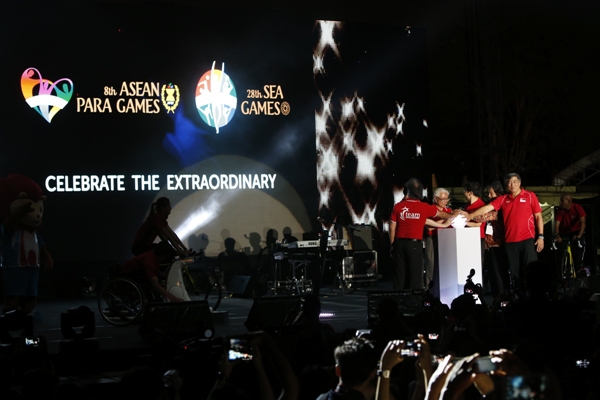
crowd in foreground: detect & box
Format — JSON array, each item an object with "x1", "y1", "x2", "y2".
[{"x1": 1, "y1": 258, "x2": 599, "y2": 400}]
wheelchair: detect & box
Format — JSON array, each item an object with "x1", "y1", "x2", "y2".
[{"x1": 98, "y1": 254, "x2": 222, "y2": 326}]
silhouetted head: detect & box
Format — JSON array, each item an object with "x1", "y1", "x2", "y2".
[
  {"x1": 150, "y1": 197, "x2": 171, "y2": 219},
  {"x1": 463, "y1": 181, "x2": 482, "y2": 198},
  {"x1": 559, "y1": 193, "x2": 573, "y2": 210},
  {"x1": 450, "y1": 293, "x2": 476, "y2": 321},
  {"x1": 120, "y1": 366, "x2": 166, "y2": 400},
  {"x1": 405, "y1": 178, "x2": 424, "y2": 200},
  {"x1": 486, "y1": 181, "x2": 504, "y2": 199},
  {"x1": 224, "y1": 237, "x2": 236, "y2": 251},
  {"x1": 333, "y1": 338, "x2": 378, "y2": 387}
]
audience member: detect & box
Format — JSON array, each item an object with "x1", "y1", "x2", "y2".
[
  {"x1": 209, "y1": 331, "x2": 298, "y2": 400},
  {"x1": 317, "y1": 337, "x2": 379, "y2": 399},
  {"x1": 11, "y1": 260, "x2": 599, "y2": 400},
  {"x1": 368, "y1": 297, "x2": 414, "y2": 354},
  {"x1": 19, "y1": 368, "x2": 59, "y2": 400},
  {"x1": 291, "y1": 294, "x2": 339, "y2": 374},
  {"x1": 437, "y1": 294, "x2": 489, "y2": 357},
  {"x1": 298, "y1": 365, "x2": 337, "y2": 400},
  {"x1": 119, "y1": 366, "x2": 170, "y2": 400}
]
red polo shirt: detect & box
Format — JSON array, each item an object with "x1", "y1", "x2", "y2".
[
  {"x1": 427, "y1": 205, "x2": 452, "y2": 237},
  {"x1": 489, "y1": 189, "x2": 542, "y2": 243},
  {"x1": 390, "y1": 199, "x2": 439, "y2": 240},
  {"x1": 465, "y1": 198, "x2": 486, "y2": 238},
  {"x1": 556, "y1": 203, "x2": 586, "y2": 236}
]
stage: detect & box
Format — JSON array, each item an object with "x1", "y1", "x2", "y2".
[
  {"x1": 14, "y1": 280, "x2": 394, "y2": 355},
  {"x1": 0, "y1": 276, "x2": 501, "y2": 398}
]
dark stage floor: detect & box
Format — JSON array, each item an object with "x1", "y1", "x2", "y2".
[
  {"x1": 12, "y1": 280, "x2": 396, "y2": 355},
  {"x1": 0, "y1": 277, "x2": 500, "y2": 398},
  {"x1": 0, "y1": 280, "x2": 399, "y2": 396}
]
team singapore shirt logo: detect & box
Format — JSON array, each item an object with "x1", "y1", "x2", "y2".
[
  {"x1": 399, "y1": 206, "x2": 420, "y2": 220},
  {"x1": 21, "y1": 68, "x2": 74, "y2": 123},
  {"x1": 195, "y1": 61, "x2": 237, "y2": 133}
]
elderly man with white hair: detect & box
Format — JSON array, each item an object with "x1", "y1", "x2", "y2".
[{"x1": 423, "y1": 187, "x2": 453, "y2": 295}]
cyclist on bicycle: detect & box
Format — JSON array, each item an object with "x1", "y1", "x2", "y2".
[
  {"x1": 131, "y1": 197, "x2": 190, "y2": 257},
  {"x1": 120, "y1": 241, "x2": 184, "y2": 302},
  {"x1": 554, "y1": 193, "x2": 586, "y2": 268}
]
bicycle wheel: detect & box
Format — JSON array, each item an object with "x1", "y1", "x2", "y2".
[
  {"x1": 561, "y1": 251, "x2": 575, "y2": 280},
  {"x1": 184, "y1": 271, "x2": 222, "y2": 311},
  {"x1": 98, "y1": 278, "x2": 145, "y2": 326}
]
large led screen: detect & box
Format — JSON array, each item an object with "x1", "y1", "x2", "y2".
[{"x1": 0, "y1": 3, "x2": 428, "y2": 264}]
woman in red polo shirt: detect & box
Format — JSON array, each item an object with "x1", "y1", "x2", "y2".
[{"x1": 464, "y1": 182, "x2": 486, "y2": 264}]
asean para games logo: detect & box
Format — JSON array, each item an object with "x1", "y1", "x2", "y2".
[
  {"x1": 21, "y1": 68, "x2": 74, "y2": 123},
  {"x1": 195, "y1": 61, "x2": 237, "y2": 133}
]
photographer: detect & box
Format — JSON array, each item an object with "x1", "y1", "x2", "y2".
[
  {"x1": 209, "y1": 331, "x2": 298, "y2": 400},
  {"x1": 437, "y1": 294, "x2": 489, "y2": 357},
  {"x1": 376, "y1": 335, "x2": 434, "y2": 400}
]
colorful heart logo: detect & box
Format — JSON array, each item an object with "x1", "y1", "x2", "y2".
[{"x1": 21, "y1": 68, "x2": 74, "y2": 123}]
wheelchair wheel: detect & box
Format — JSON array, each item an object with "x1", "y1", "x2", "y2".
[
  {"x1": 184, "y1": 271, "x2": 222, "y2": 311},
  {"x1": 98, "y1": 278, "x2": 145, "y2": 326}
]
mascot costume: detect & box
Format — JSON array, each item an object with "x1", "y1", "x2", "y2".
[{"x1": 0, "y1": 174, "x2": 53, "y2": 314}]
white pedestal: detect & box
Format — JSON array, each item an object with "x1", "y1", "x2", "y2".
[{"x1": 437, "y1": 228, "x2": 482, "y2": 306}]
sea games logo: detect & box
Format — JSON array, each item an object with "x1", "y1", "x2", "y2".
[
  {"x1": 399, "y1": 207, "x2": 420, "y2": 220},
  {"x1": 195, "y1": 61, "x2": 237, "y2": 134},
  {"x1": 21, "y1": 68, "x2": 74, "y2": 123}
]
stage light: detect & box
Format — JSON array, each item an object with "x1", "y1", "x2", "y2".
[
  {"x1": 60, "y1": 306, "x2": 95, "y2": 340},
  {"x1": 174, "y1": 192, "x2": 223, "y2": 241}
]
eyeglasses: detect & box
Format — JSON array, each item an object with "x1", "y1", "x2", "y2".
[{"x1": 435, "y1": 197, "x2": 450, "y2": 202}]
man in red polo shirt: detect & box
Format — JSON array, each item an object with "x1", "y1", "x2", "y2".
[
  {"x1": 390, "y1": 178, "x2": 459, "y2": 290},
  {"x1": 555, "y1": 193, "x2": 586, "y2": 268},
  {"x1": 423, "y1": 187, "x2": 453, "y2": 295},
  {"x1": 467, "y1": 173, "x2": 544, "y2": 291}
]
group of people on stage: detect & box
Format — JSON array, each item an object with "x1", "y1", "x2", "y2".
[
  {"x1": 124, "y1": 179, "x2": 588, "y2": 303},
  {"x1": 389, "y1": 173, "x2": 587, "y2": 295}
]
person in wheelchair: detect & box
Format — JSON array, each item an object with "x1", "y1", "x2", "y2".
[
  {"x1": 119, "y1": 241, "x2": 184, "y2": 302},
  {"x1": 131, "y1": 197, "x2": 190, "y2": 257}
]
